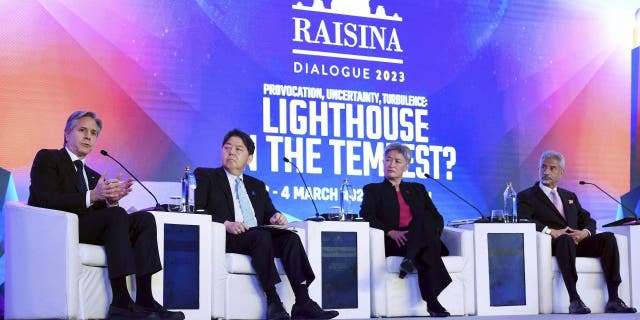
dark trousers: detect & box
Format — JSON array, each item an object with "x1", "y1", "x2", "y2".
[
  {"x1": 552, "y1": 231, "x2": 621, "y2": 299},
  {"x1": 78, "y1": 207, "x2": 162, "y2": 279},
  {"x1": 226, "y1": 228, "x2": 315, "y2": 290},
  {"x1": 385, "y1": 232, "x2": 452, "y2": 301}
]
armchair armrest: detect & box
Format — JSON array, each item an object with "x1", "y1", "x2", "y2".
[
  {"x1": 5, "y1": 201, "x2": 80, "y2": 319},
  {"x1": 536, "y1": 231, "x2": 553, "y2": 314},
  {"x1": 211, "y1": 221, "x2": 227, "y2": 318},
  {"x1": 369, "y1": 228, "x2": 387, "y2": 317},
  {"x1": 441, "y1": 226, "x2": 472, "y2": 257}
]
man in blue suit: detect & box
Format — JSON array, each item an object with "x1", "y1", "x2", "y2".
[
  {"x1": 517, "y1": 150, "x2": 635, "y2": 314},
  {"x1": 195, "y1": 129, "x2": 338, "y2": 320}
]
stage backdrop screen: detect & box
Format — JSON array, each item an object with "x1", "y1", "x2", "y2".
[{"x1": 0, "y1": 0, "x2": 637, "y2": 223}]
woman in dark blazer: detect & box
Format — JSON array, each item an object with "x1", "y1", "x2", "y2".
[{"x1": 360, "y1": 143, "x2": 451, "y2": 317}]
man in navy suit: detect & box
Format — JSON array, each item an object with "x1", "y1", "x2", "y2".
[
  {"x1": 195, "y1": 129, "x2": 338, "y2": 320},
  {"x1": 28, "y1": 110, "x2": 183, "y2": 319},
  {"x1": 517, "y1": 150, "x2": 635, "y2": 314}
]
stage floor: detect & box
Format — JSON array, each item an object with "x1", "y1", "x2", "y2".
[{"x1": 348, "y1": 314, "x2": 639, "y2": 319}]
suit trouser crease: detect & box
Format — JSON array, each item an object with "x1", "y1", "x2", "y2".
[
  {"x1": 78, "y1": 208, "x2": 162, "y2": 279},
  {"x1": 226, "y1": 229, "x2": 315, "y2": 290},
  {"x1": 552, "y1": 232, "x2": 621, "y2": 300}
]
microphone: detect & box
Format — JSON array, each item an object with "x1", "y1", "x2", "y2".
[
  {"x1": 579, "y1": 180, "x2": 639, "y2": 227},
  {"x1": 424, "y1": 173, "x2": 489, "y2": 223},
  {"x1": 100, "y1": 150, "x2": 165, "y2": 212},
  {"x1": 282, "y1": 157, "x2": 324, "y2": 221}
]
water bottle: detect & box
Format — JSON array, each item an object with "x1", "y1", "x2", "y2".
[
  {"x1": 339, "y1": 178, "x2": 355, "y2": 221},
  {"x1": 181, "y1": 166, "x2": 197, "y2": 213},
  {"x1": 503, "y1": 182, "x2": 517, "y2": 223}
]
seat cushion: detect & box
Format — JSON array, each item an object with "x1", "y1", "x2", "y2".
[
  {"x1": 385, "y1": 255, "x2": 464, "y2": 274},
  {"x1": 79, "y1": 243, "x2": 108, "y2": 267},
  {"x1": 552, "y1": 257, "x2": 602, "y2": 273},
  {"x1": 226, "y1": 253, "x2": 287, "y2": 275}
]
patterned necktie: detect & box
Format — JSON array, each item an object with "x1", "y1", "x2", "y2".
[
  {"x1": 74, "y1": 160, "x2": 88, "y2": 193},
  {"x1": 235, "y1": 176, "x2": 257, "y2": 227},
  {"x1": 550, "y1": 190, "x2": 565, "y2": 218}
]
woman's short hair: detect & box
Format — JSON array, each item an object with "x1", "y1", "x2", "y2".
[{"x1": 384, "y1": 142, "x2": 411, "y2": 163}]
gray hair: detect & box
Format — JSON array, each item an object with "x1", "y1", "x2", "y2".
[
  {"x1": 63, "y1": 111, "x2": 102, "y2": 146},
  {"x1": 385, "y1": 142, "x2": 411, "y2": 164},
  {"x1": 540, "y1": 150, "x2": 565, "y2": 169}
]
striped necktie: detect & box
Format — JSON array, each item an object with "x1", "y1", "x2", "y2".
[{"x1": 235, "y1": 176, "x2": 257, "y2": 227}]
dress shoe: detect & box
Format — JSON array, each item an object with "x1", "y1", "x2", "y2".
[
  {"x1": 427, "y1": 309, "x2": 450, "y2": 317},
  {"x1": 605, "y1": 298, "x2": 637, "y2": 313},
  {"x1": 291, "y1": 300, "x2": 339, "y2": 319},
  {"x1": 427, "y1": 300, "x2": 450, "y2": 317},
  {"x1": 568, "y1": 298, "x2": 591, "y2": 314},
  {"x1": 140, "y1": 300, "x2": 185, "y2": 319},
  {"x1": 398, "y1": 258, "x2": 415, "y2": 279},
  {"x1": 107, "y1": 302, "x2": 153, "y2": 319},
  {"x1": 267, "y1": 301, "x2": 291, "y2": 320}
]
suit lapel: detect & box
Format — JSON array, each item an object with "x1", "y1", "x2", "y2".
[
  {"x1": 214, "y1": 168, "x2": 235, "y2": 215},
  {"x1": 243, "y1": 177, "x2": 258, "y2": 210},
  {"x1": 558, "y1": 189, "x2": 576, "y2": 227},
  {"x1": 59, "y1": 149, "x2": 84, "y2": 193},
  {"x1": 533, "y1": 185, "x2": 566, "y2": 221}
]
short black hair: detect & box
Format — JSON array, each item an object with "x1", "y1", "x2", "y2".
[{"x1": 222, "y1": 129, "x2": 255, "y2": 155}]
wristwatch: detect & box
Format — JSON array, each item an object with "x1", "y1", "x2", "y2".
[{"x1": 544, "y1": 228, "x2": 551, "y2": 235}]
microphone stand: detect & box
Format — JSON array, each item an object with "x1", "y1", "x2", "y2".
[
  {"x1": 579, "y1": 180, "x2": 639, "y2": 227},
  {"x1": 283, "y1": 157, "x2": 324, "y2": 221},
  {"x1": 424, "y1": 173, "x2": 490, "y2": 223},
  {"x1": 100, "y1": 150, "x2": 166, "y2": 212}
]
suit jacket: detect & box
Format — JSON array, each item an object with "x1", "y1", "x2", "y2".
[
  {"x1": 28, "y1": 148, "x2": 106, "y2": 214},
  {"x1": 516, "y1": 181, "x2": 596, "y2": 235},
  {"x1": 360, "y1": 179, "x2": 445, "y2": 250},
  {"x1": 194, "y1": 167, "x2": 277, "y2": 225}
]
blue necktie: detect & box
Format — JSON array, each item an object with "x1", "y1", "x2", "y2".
[
  {"x1": 235, "y1": 177, "x2": 257, "y2": 227},
  {"x1": 74, "y1": 160, "x2": 88, "y2": 193}
]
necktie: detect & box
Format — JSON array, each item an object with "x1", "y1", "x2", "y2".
[
  {"x1": 74, "y1": 160, "x2": 88, "y2": 193},
  {"x1": 550, "y1": 190, "x2": 565, "y2": 218},
  {"x1": 235, "y1": 177, "x2": 257, "y2": 227}
]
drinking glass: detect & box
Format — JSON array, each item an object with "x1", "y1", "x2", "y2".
[
  {"x1": 491, "y1": 209, "x2": 504, "y2": 223},
  {"x1": 168, "y1": 196, "x2": 182, "y2": 212}
]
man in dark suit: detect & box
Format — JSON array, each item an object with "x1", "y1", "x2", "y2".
[
  {"x1": 28, "y1": 111, "x2": 184, "y2": 319},
  {"x1": 194, "y1": 129, "x2": 338, "y2": 320},
  {"x1": 360, "y1": 143, "x2": 451, "y2": 317},
  {"x1": 517, "y1": 150, "x2": 635, "y2": 314}
]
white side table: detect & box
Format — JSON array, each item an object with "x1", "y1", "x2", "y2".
[
  {"x1": 150, "y1": 211, "x2": 212, "y2": 320},
  {"x1": 461, "y1": 223, "x2": 539, "y2": 315},
  {"x1": 291, "y1": 221, "x2": 370, "y2": 319}
]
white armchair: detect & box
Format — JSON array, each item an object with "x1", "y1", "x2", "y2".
[
  {"x1": 369, "y1": 226, "x2": 475, "y2": 317},
  {"x1": 211, "y1": 221, "x2": 307, "y2": 319},
  {"x1": 5, "y1": 201, "x2": 112, "y2": 319},
  {"x1": 537, "y1": 231, "x2": 631, "y2": 313}
]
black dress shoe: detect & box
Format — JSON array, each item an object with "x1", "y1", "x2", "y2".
[
  {"x1": 568, "y1": 298, "x2": 591, "y2": 314},
  {"x1": 291, "y1": 300, "x2": 339, "y2": 319},
  {"x1": 427, "y1": 309, "x2": 450, "y2": 317},
  {"x1": 605, "y1": 298, "x2": 637, "y2": 313},
  {"x1": 398, "y1": 258, "x2": 415, "y2": 279},
  {"x1": 267, "y1": 301, "x2": 291, "y2": 320},
  {"x1": 107, "y1": 303, "x2": 153, "y2": 319},
  {"x1": 427, "y1": 300, "x2": 450, "y2": 317},
  {"x1": 141, "y1": 301, "x2": 185, "y2": 319}
]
